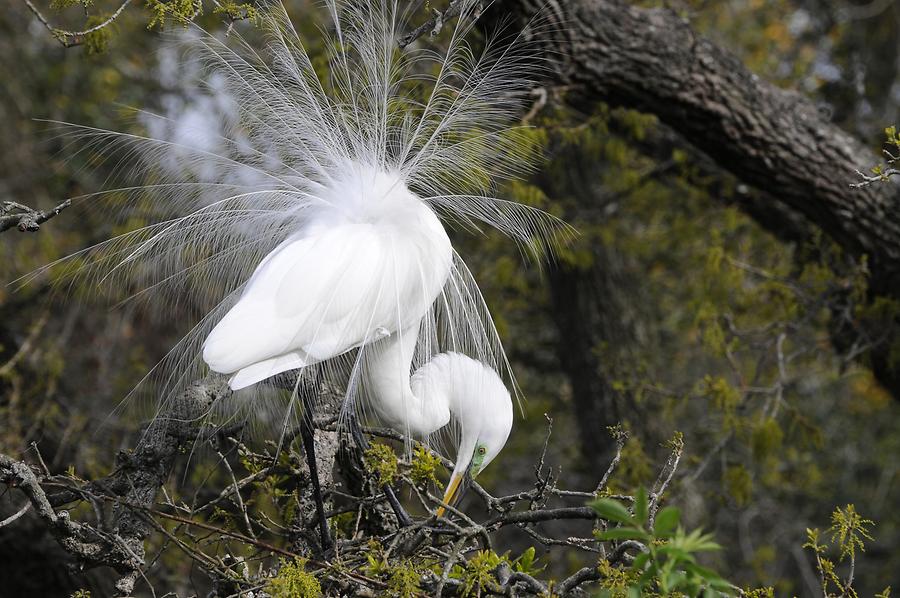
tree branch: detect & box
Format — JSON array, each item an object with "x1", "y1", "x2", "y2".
[
  {"x1": 22, "y1": 0, "x2": 133, "y2": 48},
  {"x1": 0, "y1": 199, "x2": 71, "y2": 233},
  {"x1": 500, "y1": 0, "x2": 900, "y2": 288}
]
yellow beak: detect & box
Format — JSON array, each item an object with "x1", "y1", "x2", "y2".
[{"x1": 436, "y1": 470, "x2": 465, "y2": 517}]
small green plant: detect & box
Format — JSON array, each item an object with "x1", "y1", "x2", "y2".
[
  {"x1": 804, "y1": 504, "x2": 884, "y2": 598},
  {"x1": 146, "y1": 0, "x2": 200, "y2": 29},
  {"x1": 265, "y1": 558, "x2": 322, "y2": 598},
  {"x1": 364, "y1": 442, "x2": 399, "y2": 485},
  {"x1": 409, "y1": 443, "x2": 441, "y2": 488},
  {"x1": 386, "y1": 560, "x2": 422, "y2": 598},
  {"x1": 363, "y1": 540, "x2": 390, "y2": 578},
  {"x1": 70, "y1": 591, "x2": 91, "y2": 598},
  {"x1": 212, "y1": 0, "x2": 258, "y2": 22},
  {"x1": 590, "y1": 488, "x2": 735, "y2": 597},
  {"x1": 83, "y1": 15, "x2": 112, "y2": 55},
  {"x1": 511, "y1": 546, "x2": 545, "y2": 576},
  {"x1": 459, "y1": 550, "x2": 504, "y2": 596}
]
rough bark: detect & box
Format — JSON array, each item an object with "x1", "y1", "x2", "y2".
[{"x1": 37, "y1": 376, "x2": 230, "y2": 595}]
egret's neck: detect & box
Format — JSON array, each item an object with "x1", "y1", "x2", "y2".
[{"x1": 365, "y1": 325, "x2": 450, "y2": 436}]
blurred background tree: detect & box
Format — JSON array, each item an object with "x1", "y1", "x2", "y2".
[{"x1": 1, "y1": 0, "x2": 899, "y2": 596}]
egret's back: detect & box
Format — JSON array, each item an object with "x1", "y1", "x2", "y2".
[{"x1": 203, "y1": 164, "x2": 453, "y2": 389}]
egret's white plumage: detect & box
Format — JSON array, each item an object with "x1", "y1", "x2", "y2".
[
  {"x1": 30, "y1": 0, "x2": 571, "y2": 500},
  {"x1": 202, "y1": 163, "x2": 452, "y2": 391}
]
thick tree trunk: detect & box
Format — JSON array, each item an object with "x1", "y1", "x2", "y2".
[
  {"x1": 548, "y1": 262, "x2": 620, "y2": 467},
  {"x1": 502, "y1": 0, "x2": 900, "y2": 395}
]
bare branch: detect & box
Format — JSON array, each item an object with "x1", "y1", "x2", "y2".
[
  {"x1": 0, "y1": 199, "x2": 71, "y2": 233},
  {"x1": 397, "y1": 0, "x2": 470, "y2": 48},
  {"x1": 0, "y1": 501, "x2": 32, "y2": 529}
]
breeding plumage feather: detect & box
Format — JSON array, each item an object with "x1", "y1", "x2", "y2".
[{"x1": 26, "y1": 1, "x2": 572, "y2": 475}]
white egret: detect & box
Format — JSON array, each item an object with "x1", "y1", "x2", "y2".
[
  {"x1": 33, "y1": 0, "x2": 570, "y2": 538},
  {"x1": 200, "y1": 160, "x2": 514, "y2": 523}
]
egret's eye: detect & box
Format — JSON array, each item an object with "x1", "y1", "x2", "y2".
[{"x1": 477, "y1": 446, "x2": 487, "y2": 456}]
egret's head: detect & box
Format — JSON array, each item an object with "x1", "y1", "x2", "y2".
[{"x1": 417, "y1": 353, "x2": 512, "y2": 517}]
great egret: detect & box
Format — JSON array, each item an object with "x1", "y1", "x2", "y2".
[
  {"x1": 200, "y1": 154, "x2": 514, "y2": 522},
  {"x1": 34, "y1": 0, "x2": 569, "y2": 542}
]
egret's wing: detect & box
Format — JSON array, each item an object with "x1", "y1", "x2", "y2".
[
  {"x1": 229, "y1": 352, "x2": 308, "y2": 390},
  {"x1": 202, "y1": 221, "x2": 440, "y2": 388}
]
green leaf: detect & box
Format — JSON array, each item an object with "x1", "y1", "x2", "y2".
[
  {"x1": 654, "y1": 506, "x2": 680, "y2": 536},
  {"x1": 684, "y1": 562, "x2": 718, "y2": 579},
  {"x1": 634, "y1": 487, "x2": 648, "y2": 525},
  {"x1": 657, "y1": 546, "x2": 695, "y2": 564},
  {"x1": 678, "y1": 528, "x2": 722, "y2": 552},
  {"x1": 664, "y1": 569, "x2": 687, "y2": 590},
  {"x1": 598, "y1": 527, "x2": 650, "y2": 542},
  {"x1": 707, "y1": 576, "x2": 736, "y2": 591},
  {"x1": 518, "y1": 546, "x2": 534, "y2": 566},
  {"x1": 590, "y1": 498, "x2": 635, "y2": 525},
  {"x1": 631, "y1": 551, "x2": 650, "y2": 572},
  {"x1": 512, "y1": 546, "x2": 544, "y2": 574}
]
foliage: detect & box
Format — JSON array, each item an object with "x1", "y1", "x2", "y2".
[
  {"x1": 459, "y1": 550, "x2": 505, "y2": 596},
  {"x1": 855, "y1": 125, "x2": 900, "y2": 186},
  {"x1": 409, "y1": 443, "x2": 442, "y2": 488},
  {"x1": 512, "y1": 547, "x2": 545, "y2": 576},
  {"x1": 802, "y1": 504, "x2": 886, "y2": 598},
  {"x1": 363, "y1": 442, "x2": 399, "y2": 485},
  {"x1": 265, "y1": 558, "x2": 322, "y2": 598},
  {"x1": 83, "y1": 15, "x2": 112, "y2": 55},
  {"x1": 591, "y1": 488, "x2": 735, "y2": 597},
  {"x1": 212, "y1": 1, "x2": 258, "y2": 22},
  {"x1": 50, "y1": 0, "x2": 93, "y2": 9},
  {"x1": 2, "y1": 0, "x2": 899, "y2": 595},
  {"x1": 830, "y1": 504, "x2": 875, "y2": 561},
  {"x1": 386, "y1": 560, "x2": 422, "y2": 598},
  {"x1": 146, "y1": 0, "x2": 200, "y2": 29}
]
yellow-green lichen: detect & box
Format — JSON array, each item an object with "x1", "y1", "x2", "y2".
[
  {"x1": 265, "y1": 558, "x2": 321, "y2": 598},
  {"x1": 409, "y1": 443, "x2": 441, "y2": 488},
  {"x1": 386, "y1": 560, "x2": 422, "y2": 598},
  {"x1": 364, "y1": 442, "x2": 399, "y2": 485}
]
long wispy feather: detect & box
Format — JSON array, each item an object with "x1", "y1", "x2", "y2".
[{"x1": 26, "y1": 0, "x2": 573, "y2": 449}]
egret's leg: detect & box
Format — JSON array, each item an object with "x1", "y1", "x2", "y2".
[
  {"x1": 347, "y1": 413, "x2": 414, "y2": 527},
  {"x1": 299, "y1": 398, "x2": 333, "y2": 551}
]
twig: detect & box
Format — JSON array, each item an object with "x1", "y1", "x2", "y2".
[
  {"x1": 648, "y1": 434, "x2": 683, "y2": 524},
  {"x1": 397, "y1": 0, "x2": 469, "y2": 48},
  {"x1": 0, "y1": 501, "x2": 32, "y2": 528},
  {"x1": 596, "y1": 426, "x2": 628, "y2": 494},
  {"x1": 22, "y1": 0, "x2": 133, "y2": 48},
  {"x1": 557, "y1": 566, "x2": 603, "y2": 595},
  {"x1": 0, "y1": 199, "x2": 71, "y2": 233}
]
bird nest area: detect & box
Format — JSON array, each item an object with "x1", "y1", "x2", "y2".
[{"x1": 0, "y1": 375, "x2": 684, "y2": 597}]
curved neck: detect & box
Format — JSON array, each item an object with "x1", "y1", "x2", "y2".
[{"x1": 365, "y1": 326, "x2": 450, "y2": 436}]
